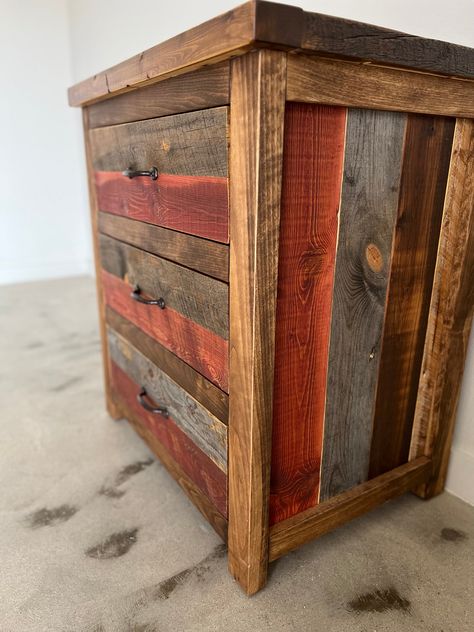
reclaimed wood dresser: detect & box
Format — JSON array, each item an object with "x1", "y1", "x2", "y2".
[{"x1": 69, "y1": 1, "x2": 474, "y2": 595}]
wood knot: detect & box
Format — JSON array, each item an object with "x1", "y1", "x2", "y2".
[{"x1": 365, "y1": 243, "x2": 383, "y2": 273}]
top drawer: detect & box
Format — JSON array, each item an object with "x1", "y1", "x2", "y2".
[{"x1": 89, "y1": 107, "x2": 229, "y2": 243}]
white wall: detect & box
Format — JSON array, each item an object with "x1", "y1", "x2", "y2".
[{"x1": 0, "y1": 0, "x2": 91, "y2": 284}]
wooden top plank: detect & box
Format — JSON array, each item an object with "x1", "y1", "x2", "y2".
[{"x1": 69, "y1": 0, "x2": 474, "y2": 107}]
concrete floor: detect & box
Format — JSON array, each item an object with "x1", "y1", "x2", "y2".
[{"x1": 1, "y1": 276, "x2": 473, "y2": 632}]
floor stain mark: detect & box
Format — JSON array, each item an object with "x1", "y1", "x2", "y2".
[
  {"x1": 99, "y1": 458, "x2": 154, "y2": 499},
  {"x1": 26, "y1": 504, "x2": 78, "y2": 529},
  {"x1": 441, "y1": 527, "x2": 467, "y2": 542},
  {"x1": 86, "y1": 528, "x2": 139, "y2": 559},
  {"x1": 51, "y1": 376, "x2": 83, "y2": 392},
  {"x1": 25, "y1": 341, "x2": 44, "y2": 349},
  {"x1": 347, "y1": 587, "x2": 411, "y2": 614}
]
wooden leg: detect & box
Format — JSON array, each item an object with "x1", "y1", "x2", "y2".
[
  {"x1": 409, "y1": 118, "x2": 474, "y2": 498},
  {"x1": 227, "y1": 50, "x2": 287, "y2": 595}
]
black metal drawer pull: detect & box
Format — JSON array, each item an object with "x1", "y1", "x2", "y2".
[
  {"x1": 137, "y1": 387, "x2": 168, "y2": 417},
  {"x1": 131, "y1": 285, "x2": 165, "y2": 309},
  {"x1": 122, "y1": 166, "x2": 158, "y2": 180}
]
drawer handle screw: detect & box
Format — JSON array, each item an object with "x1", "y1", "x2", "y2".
[
  {"x1": 137, "y1": 387, "x2": 168, "y2": 417},
  {"x1": 122, "y1": 166, "x2": 159, "y2": 180},
  {"x1": 131, "y1": 284, "x2": 165, "y2": 309}
]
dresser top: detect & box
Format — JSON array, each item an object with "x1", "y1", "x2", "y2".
[{"x1": 68, "y1": 0, "x2": 474, "y2": 107}]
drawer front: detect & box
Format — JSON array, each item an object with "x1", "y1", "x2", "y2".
[
  {"x1": 109, "y1": 351, "x2": 227, "y2": 516},
  {"x1": 100, "y1": 235, "x2": 229, "y2": 391},
  {"x1": 90, "y1": 107, "x2": 229, "y2": 243}
]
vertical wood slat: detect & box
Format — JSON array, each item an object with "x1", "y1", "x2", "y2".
[
  {"x1": 82, "y1": 108, "x2": 120, "y2": 419},
  {"x1": 410, "y1": 118, "x2": 474, "y2": 497},
  {"x1": 228, "y1": 50, "x2": 287, "y2": 595},
  {"x1": 319, "y1": 109, "x2": 407, "y2": 501},
  {"x1": 270, "y1": 103, "x2": 346, "y2": 525},
  {"x1": 369, "y1": 114, "x2": 455, "y2": 478}
]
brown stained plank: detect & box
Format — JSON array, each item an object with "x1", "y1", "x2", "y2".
[
  {"x1": 81, "y1": 108, "x2": 120, "y2": 419},
  {"x1": 369, "y1": 115, "x2": 455, "y2": 478},
  {"x1": 102, "y1": 270, "x2": 228, "y2": 392},
  {"x1": 111, "y1": 362, "x2": 227, "y2": 517},
  {"x1": 89, "y1": 107, "x2": 228, "y2": 177},
  {"x1": 228, "y1": 50, "x2": 287, "y2": 595},
  {"x1": 319, "y1": 109, "x2": 407, "y2": 501},
  {"x1": 106, "y1": 307, "x2": 228, "y2": 422},
  {"x1": 88, "y1": 62, "x2": 230, "y2": 128},
  {"x1": 95, "y1": 171, "x2": 229, "y2": 244},
  {"x1": 99, "y1": 213, "x2": 229, "y2": 282},
  {"x1": 410, "y1": 118, "x2": 474, "y2": 498},
  {"x1": 269, "y1": 457, "x2": 431, "y2": 561},
  {"x1": 287, "y1": 56, "x2": 474, "y2": 120},
  {"x1": 108, "y1": 329, "x2": 227, "y2": 471},
  {"x1": 270, "y1": 103, "x2": 346, "y2": 525},
  {"x1": 99, "y1": 234, "x2": 228, "y2": 339}
]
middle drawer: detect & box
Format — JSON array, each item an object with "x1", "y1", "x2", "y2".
[{"x1": 99, "y1": 234, "x2": 229, "y2": 392}]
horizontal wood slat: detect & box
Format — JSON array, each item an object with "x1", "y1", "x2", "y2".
[
  {"x1": 369, "y1": 114, "x2": 455, "y2": 478},
  {"x1": 320, "y1": 108, "x2": 407, "y2": 501},
  {"x1": 109, "y1": 329, "x2": 227, "y2": 471},
  {"x1": 102, "y1": 270, "x2": 229, "y2": 391},
  {"x1": 89, "y1": 107, "x2": 228, "y2": 177},
  {"x1": 269, "y1": 456, "x2": 432, "y2": 561},
  {"x1": 88, "y1": 62, "x2": 230, "y2": 128},
  {"x1": 270, "y1": 103, "x2": 346, "y2": 525},
  {"x1": 111, "y1": 362, "x2": 228, "y2": 521},
  {"x1": 95, "y1": 171, "x2": 229, "y2": 244},
  {"x1": 287, "y1": 55, "x2": 474, "y2": 119},
  {"x1": 99, "y1": 234, "x2": 228, "y2": 338},
  {"x1": 99, "y1": 213, "x2": 229, "y2": 282},
  {"x1": 106, "y1": 307, "x2": 228, "y2": 422}
]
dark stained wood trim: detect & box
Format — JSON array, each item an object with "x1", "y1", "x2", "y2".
[
  {"x1": 269, "y1": 457, "x2": 432, "y2": 561},
  {"x1": 287, "y1": 55, "x2": 474, "y2": 119},
  {"x1": 410, "y1": 118, "x2": 474, "y2": 498},
  {"x1": 369, "y1": 114, "x2": 455, "y2": 478},
  {"x1": 106, "y1": 307, "x2": 228, "y2": 422},
  {"x1": 99, "y1": 213, "x2": 229, "y2": 282},
  {"x1": 69, "y1": 1, "x2": 474, "y2": 107},
  {"x1": 113, "y1": 380, "x2": 228, "y2": 540},
  {"x1": 88, "y1": 62, "x2": 230, "y2": 128},
  {"x1": 228, "y1": 50, "x2": 287, "y2": 595}
]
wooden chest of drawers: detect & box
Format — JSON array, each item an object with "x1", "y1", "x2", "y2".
[{"x1": 69, "y1": 1, "x2": 474, "y2": 595}]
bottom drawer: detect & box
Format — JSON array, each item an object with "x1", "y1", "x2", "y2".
[{"x1": 109, "y1": 352, "x2": 227, "y2": 518}]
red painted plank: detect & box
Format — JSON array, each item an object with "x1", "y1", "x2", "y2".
[
  {"x1": 270, "y1": 103, "x2": 346, "y2": 525},
  {"x1": 95, "y1": 171, "x2": 229, "y2": 243},
  {"x1": 102, "y1": 269, "x2": 228, "y2": 392},
  {"x1": 110, "y1": 361, "x2": 227, "y2": 516}
]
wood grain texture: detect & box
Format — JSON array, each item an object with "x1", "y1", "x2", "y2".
[
  {"x1": 410, "y1": 118, "x2": 474, "y2": 498},
  {"x1": 108, "y1": 329, "x2": 227, "y2": 471},
  {"x1": 99, "y1": 212, "x2": 229, "y2": 282},
  {"x1": 90, "y1": 107, "x2": 228, "y2": 177},
  {"x1": 81, "y1": 108, "x2": 120, "y2": 419},
  {"x1": 319, "y1": 108, "x2": 407, "y2": 501},
  {"x1": 106, "y1": 307, "x2": 228, "y2": 422},
  {"x1": 88, "y1": 62, "x2": 230, "y2": 128},
  {"x1": 102, "y1": 270, "x2": 229, "y2": 391},
  {"x1": 369, "y1": 114, "x2": 455, "y2": 478},
  {"x1": 95, "y1": 171, "x2": 229, "y2": 243},
  {"x1": 111, "y1": 364, "x2": 228, "y2": 532},
  {"x1": 270, "y1": 103, "x2": 346, "y2": 525},
  {"x1": 99, "y1": 234, "x2": 228, "y2": 339},
  {"x1": 269, "y1": 457, "x2": 431, "y2": 561},
  {"x1": 287, "y1": 55, "x2": 474, "y2": 120},
  {"x1": 228, "y1": 50, "x2": 286, "y2": 595}
]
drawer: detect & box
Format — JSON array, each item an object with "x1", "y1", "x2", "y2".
[
  {"x1": 89, "y1": 107, "x2": 229, "y2": 243},
  {"x1": 100, "y1": 234, "x2": 229, "y2": 391},
  {"x1": 108, "y1": 329, "x2": 227, "y2": 516}
]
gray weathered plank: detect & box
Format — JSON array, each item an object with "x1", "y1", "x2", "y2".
[
  {"x1": 89, "y1": 107, "x2": 228, "y2": 177},
  {"x1": 108, "y1": 328, "x2": 228, "y2": 471},
  {"x1": 99, "y1": 234, "x2": 229, "y2": 339},
  {"x1": 319, "y1": 108, "x2": 407, "y2": 501}
]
